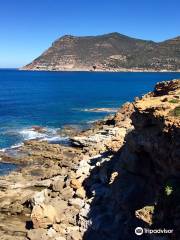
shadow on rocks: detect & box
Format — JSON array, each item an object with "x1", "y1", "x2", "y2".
[{"x1": 82, "y1": 130, "x2": 157, "y2": 240}]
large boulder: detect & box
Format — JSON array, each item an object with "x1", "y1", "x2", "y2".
[{"x1": 31, "y1": 203, "x2": 58, "y2": 229}]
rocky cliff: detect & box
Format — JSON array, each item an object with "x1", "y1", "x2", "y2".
[
  {"x1": 22, "y1": 33, "x2": 180, "y2": 72},
  {"x1": 0, "y1": 79, "x2": 179, "y2": 240}
]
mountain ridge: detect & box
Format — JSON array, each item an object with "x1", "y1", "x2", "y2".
[{"x1": 22, "y1": 32, "x2": 180, "y2": 72}]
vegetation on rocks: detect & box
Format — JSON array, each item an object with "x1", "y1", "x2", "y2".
[
  {"x1": 22, "y1": 33, "x2": 180, "y2": 72},
  {"x1": 169, "y1": 98, "x2": 179, "y2": 103},
  {"x1": 173, "y1": 106, "x2": 180, "y2": 116},
  {"x1": 170, "y1": 105, "x2": 180, "y2": 116}
]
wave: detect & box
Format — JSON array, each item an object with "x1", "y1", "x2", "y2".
[
  {"x1": 80, "y1": 107, "x2": 118, "y2": 113},
  {"x1": 19, "y1": 129, "x2": 47, "y2": 140},
  {"x1": 19, "y1": 127, "x2": 69, "y2": 143},
  {"x1": 0, "y1": 127, "x2": 69, "y2": 152}
]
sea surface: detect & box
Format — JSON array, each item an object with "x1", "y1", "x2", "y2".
[{"x1": 0, "y1": 69, "x2": 180, "y2": 174}]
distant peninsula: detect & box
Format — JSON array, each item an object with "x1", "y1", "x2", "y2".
[{"x1": 22, "y1": 32, "x2": 180, "y2": 72}]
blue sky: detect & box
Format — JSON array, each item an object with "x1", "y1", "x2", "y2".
[{"x1": 0, "y1": 0, "x2": 179, "y2": 68}]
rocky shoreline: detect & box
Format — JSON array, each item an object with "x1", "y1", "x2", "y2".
[
  {"x1": 21, "y1": 68, "x2": 180, "y2": 72},
  {"x1": 0, "y1": 79, "x2": 180, "y2": 240}
]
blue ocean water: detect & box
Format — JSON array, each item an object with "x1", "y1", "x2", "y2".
[
  {"x1": 0, "y1": 69, "x2": 180, "y2": 151},
  {"x1": 0, "y1": 162, "x2": 17, "y2": 176}
]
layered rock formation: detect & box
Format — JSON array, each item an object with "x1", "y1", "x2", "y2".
[
  {"x1": 0, "y1": 79, "x2": 179, "y2": 240},
  {"x1": 22, "y1": 33, "x2": 180, "y2": 72}
]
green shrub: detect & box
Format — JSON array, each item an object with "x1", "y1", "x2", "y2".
[
  {"x1": 169, "y1": 105, "x2": 180, "y2": 117},
  {"x1": 165, "y1": 185, "x2": 173, "y2": 196},
  {"x1": 174, "y1": 106, "x2": 180, "y2": 116},
  {"x1": 169, "y1": 99, "x2": 179, "y2": 104}
]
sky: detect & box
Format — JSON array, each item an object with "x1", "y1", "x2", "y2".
[{"x1": 0, "y1": 0, "x2": 179, "y2": 68}]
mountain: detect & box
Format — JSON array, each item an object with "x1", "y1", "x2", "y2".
[{"x1": 22, "y1": 32, "x2": 180, "y2": 71}]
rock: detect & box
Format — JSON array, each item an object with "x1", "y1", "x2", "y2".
[
  {"x1": 31, "y1": 204, "x2": 58, "y2": 228},
  {"x1": 26, "y1": 227, "x2": 64, "y2": 240},
  {"x1": 68, "y1": 198, "x2": 85, "y2": 209},
  {"x1": 47, "y1": 227, "x2": 57, "y2": 237},
  {"x1": 53, "y1": 224, "x2": 66, "y2": 235},
  {"x1": 154, "y1": 79, "x2": 180, "y2": 96},
  {"x1": 9, "y1": 202, "x2": 24, "y2": 214},
  {"x1": 76, "y1": 160, "x2": 90, "y2": 176},
  {"x1": 68, "y1": 171, "x2": 77, "y2": 179},
  {"x1": 79, "y1": 203, "x2": 90, "y2": 218},
  {"x1": 35, "y1": 179, "x2": 53, "y2": 187},
  {"x1": 31, "y1": 189, "x2": 49, "y2": 206},
  {"x1": 76, "y1": 187, "x2": 86, "y2": 199},
  {"x1": 70, "y1": 179, "x2": 81, "y2": 190},
  {"x1": 26, "y1": 228, "x2": 47, "y2": 240},
  {"x1": 55, "y1": 237, "x2": 66, "y2": 240},
  {"x1": 109, "y1": 171, "x2": 118, "y2": 184},
  {"x1": 52, "y1": 179, "x2": 65, "y2": 192},
  {"x1": 48, "y1": 198, "x2": 68, "y2": 219},
  {"x1": 60, "y1": 186, "x2": 74, "y2": 201},
  {"x1": 66, "y1": 226, "x2": 79, "y2": 234},
  {"x1": 31, "y1": 126, "x2": 46, "y2": 133},
  {"x1": 67, "y1": 230, "x2": 82, "y2": 240}
]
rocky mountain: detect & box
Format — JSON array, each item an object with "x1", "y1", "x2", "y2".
[{"x1": 22, "y1": 32, "x2": 180, "y2": 71}]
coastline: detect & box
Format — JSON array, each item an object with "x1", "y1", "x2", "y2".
[
  {"x1": 0, "y1": 107, "x2": 119, "y2": 160},
  {"x1": 0, "y1": 101, "x2": 134, "y2": 239},
  {"x1": 20, "y1": 67, "x2": 180, "y2": 73},
  {"x1": 0, "y1": 79, "x2": 179, "y2": 240}
]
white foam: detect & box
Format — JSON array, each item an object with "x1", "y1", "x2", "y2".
[
  {"x1": 19, "y1": 129, "x2": 46, "y2": 140},
  {"x1": 87, "y1": 120, "x2": 98, "y2": 124},
  {"x1": 19, "y1": 127, "x2": 69, "y2": 143},
  {"x1": 0, "y1": 126, "x2": 69, "y2": 152},
  {"x1": 82, "y1": 108, "x2": 118, "y2": 113},
  {"x1": 43, "y1": 135, "x2": 68, "y2": 143},
  {"x1": 0, "y1": 148, "x2": 6, "y2": 152},
  {"x1": 10, "y1": 143, "x2": 23, "y2": 149},
  {"x1": 0, "y1": 143, "x2": 23, "y2": 153}
]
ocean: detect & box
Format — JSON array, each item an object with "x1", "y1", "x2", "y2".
[{"x1": 0, "y1": 69, "x2": 180, "y2": 169}]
